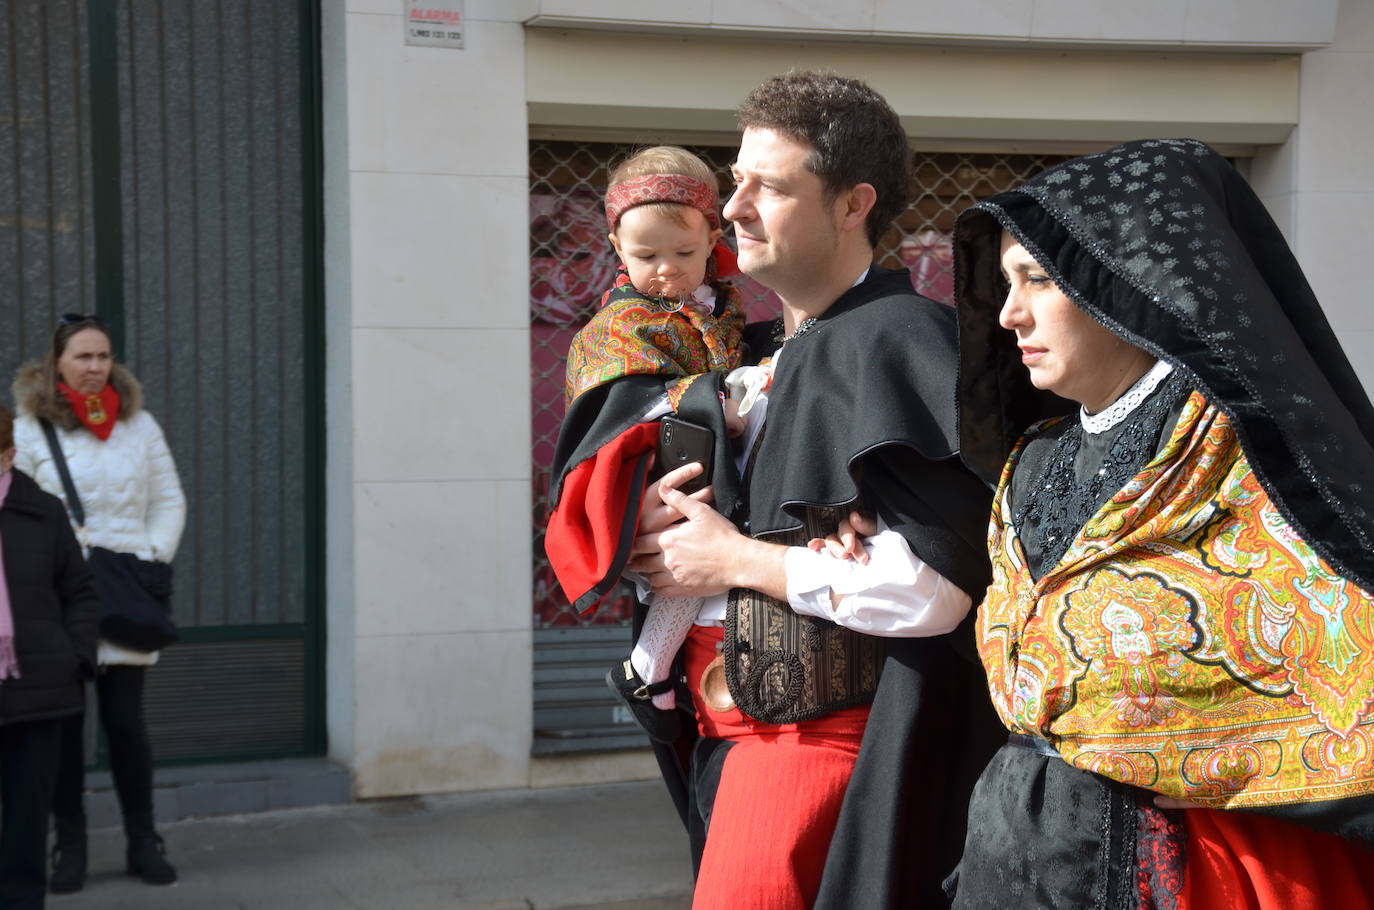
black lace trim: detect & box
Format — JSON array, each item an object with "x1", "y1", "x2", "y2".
[
  {"x1": 1014, "y1": 374, "x2": 1188, "y2": 580},
  {"x1": 1094, "y1": 779, "x2": 1139, "y2": 910}
]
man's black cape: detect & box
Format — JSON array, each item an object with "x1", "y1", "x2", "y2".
[{"x1": 662, "y1": 269, "x2": 1002, "y2": 907}]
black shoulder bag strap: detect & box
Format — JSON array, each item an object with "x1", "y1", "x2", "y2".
[{"x1": 39, "y1": 418, "x2": 86, "y2": 528}]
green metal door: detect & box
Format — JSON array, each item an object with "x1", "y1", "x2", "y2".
[{"x1": 0, "y1": 0, "x2": 324, "y2": 764}]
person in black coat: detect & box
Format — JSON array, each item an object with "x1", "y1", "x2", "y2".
[{"x1": 0, "y1": 402, "x2": 99, "y2": 909}]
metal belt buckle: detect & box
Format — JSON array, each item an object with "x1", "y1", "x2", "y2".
[{"x1": 698, "y1": 642, "x2": 735, "y2": 713}]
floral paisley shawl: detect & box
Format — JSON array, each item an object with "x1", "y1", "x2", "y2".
[
  {"x1": 979, "y1": 390, "x2": 1374, "y2": 809},
  {"x1": 563, "y1": 268, "x2": 745, "y2": 410}
]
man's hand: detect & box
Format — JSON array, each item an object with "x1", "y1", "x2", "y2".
[
  {"x1": 629, "y1": 461, "x2": 789, "y2": 600},
  {"x1": 636, "y1": 461, "x2": 712, "y2": 537},
  {"x1": 626, "y1": 462, "x2": 711, "y2": 580},
  {"x1": 654, "y1": 473, "x2": 790, "y2": 600},
  {"x1": 651, "y1": 481, "x2": 749, "y2": 598},
  {"x1": 808, "y1": 510, "x2": 877, "y2": 564}
]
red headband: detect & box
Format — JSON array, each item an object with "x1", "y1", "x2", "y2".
[{"x1": 604, "y1": 174, "x2": 720, "y2": 232}]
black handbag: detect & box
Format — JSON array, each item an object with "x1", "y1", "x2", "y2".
[{"x1": 40, "y1": 419, "x2": 179, "y2": 652}]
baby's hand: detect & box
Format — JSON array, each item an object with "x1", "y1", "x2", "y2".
[
  {"x1": 722, "y1": 397, "x2": 746, "y2": 439},
  {"x1": 807, "y1": 510, "x2": 877, "y2": 564}
]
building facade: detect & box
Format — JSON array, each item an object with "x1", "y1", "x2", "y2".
[
  {"x1": 5, "y1": 0, "x2": 1372, "y2": 802},
  {"x1": 321, "y1": 0, "x2": 1374, "y2": 798}
]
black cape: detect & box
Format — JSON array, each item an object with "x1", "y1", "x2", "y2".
[
  {"x1": 547, "y1": 315, "x2": 753, "y2": 824},
  {"x1": 729, "y1": 269, "x2": 1000, "y2": 908},
  {"x1": 747, "y1": 268, "x2": 992, "y2": 598},
  {"x1": 548, "y1": 348, "x2": 747, "y2": 616},
  {"x1": 551, "y1": 372, "x2": 744, "y2": 525}
]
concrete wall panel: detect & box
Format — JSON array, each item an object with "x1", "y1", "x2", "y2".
[
  {"x1": 349, "y1": 172, "x2": 528, "y2": 330},
  {"x1": 528, "y1": 0, "x2": 1339, "y2": 50},
  {"x1": 354, "y1": 480, "x2": 531, "y2": 637},
  {"x1": 527, "y1": 30, "x2": 1300, "y2": 148},
  {"x1": 875, "y1": 0, "x2": 1032, "y2": 39},
  {"x1": 353, "y1": 630, "x2": 532, "y2": 797},
  {"x1": 1030, "y1": 0, "x2": 1187, "y2": 42},
  {"x1": 324, "y1": 3, "x2": 534, "y2": 796},
  {"x1": 346, "y1": 16, "x2": 526, "y2": 176}
]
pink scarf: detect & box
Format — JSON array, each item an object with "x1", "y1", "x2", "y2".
[{"x1": 0, "y1": 470, "x2": 17, "y2": 681}]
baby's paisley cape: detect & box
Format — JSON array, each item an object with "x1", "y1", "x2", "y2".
[{"x1": 563, "y1": 267, "x2": 744, "y2": 410}]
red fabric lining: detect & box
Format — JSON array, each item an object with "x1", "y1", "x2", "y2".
[
  {"x1": 711, "y1": 243, "x2": 739, "y2": 282},
  {"x1": 1179, "y1": 809, "x2": 1374, "y2": 909},
  {"x1": 545, "y1": 422, "x2": 659, "y2": 615}
]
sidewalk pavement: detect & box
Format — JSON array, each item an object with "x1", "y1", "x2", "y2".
[{"x1": 50, "y1": 780, "x2": 693, "y2": 910}]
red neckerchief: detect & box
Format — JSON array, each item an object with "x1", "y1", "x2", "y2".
[{"x1": 57, "y1": 382, "x2": 121, "y2": 441}]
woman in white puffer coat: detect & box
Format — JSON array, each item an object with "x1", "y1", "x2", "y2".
[{"x1": 11, "y1": 314, "x2": 186, "y2": 893}]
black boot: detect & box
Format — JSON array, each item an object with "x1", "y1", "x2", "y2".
[
  {"x1": 125, "y1": 812, "x2": 177, "y2": 885},
  {"x1": 49, "y1": 814, "x2": 87, "y2": 894},
  {"x1": 605, "y1": 658, "x2": 682, "y2": 743}
]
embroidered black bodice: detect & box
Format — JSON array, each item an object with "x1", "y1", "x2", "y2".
[{"x1": 1010, "y1": 373, "x2": 1189, "y2": 581}]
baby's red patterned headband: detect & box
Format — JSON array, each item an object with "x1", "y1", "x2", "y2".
[{"x1": 604, "y1": 174, "x2": 721, "y2": 232}]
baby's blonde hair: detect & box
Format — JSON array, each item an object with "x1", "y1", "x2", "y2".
[{"x1": 607, "y1": 146, "x2": 720, "y2": 231}]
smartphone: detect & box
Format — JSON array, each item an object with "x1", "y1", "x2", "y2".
[{"x1": 657, "y1": 416, "x2": 714, "y2": 496}]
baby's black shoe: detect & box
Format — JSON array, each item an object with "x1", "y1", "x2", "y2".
[{"x1": 605, "y1": 658, "x2": 682, "y2": 743}]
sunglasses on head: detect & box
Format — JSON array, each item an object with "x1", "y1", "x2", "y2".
[{"x1": 58, "y1": 313, "x2": 108, "y2": 328}]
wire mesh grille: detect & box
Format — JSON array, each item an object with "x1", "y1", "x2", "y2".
[{"x1": 530, "y1": 140, "x2": 1068, "y2": 629}]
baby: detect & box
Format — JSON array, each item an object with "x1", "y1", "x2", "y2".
[{"x1": 548, "y1": 146, "x2": 757, "y2": 741}]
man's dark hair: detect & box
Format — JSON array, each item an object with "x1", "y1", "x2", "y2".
[{"x1": 737, "y1": 70, "x2": 911, "y2": 246}]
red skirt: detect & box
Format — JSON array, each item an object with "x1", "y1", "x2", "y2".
[
  {"x1": 1180, "y1": 808, "x2": 1374, "y2": 909},
  {"x1": 685, "y1": 624, "x2": 870, "y2": 910}
]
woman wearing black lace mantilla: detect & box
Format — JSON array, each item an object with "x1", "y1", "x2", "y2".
[{"x1": 948, "y1": 139, "x2": 1374, "y2": 907}]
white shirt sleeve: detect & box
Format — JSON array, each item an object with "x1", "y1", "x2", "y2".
[{"x1": 783, "y1": 516, "x2": 972, "y2": 637}]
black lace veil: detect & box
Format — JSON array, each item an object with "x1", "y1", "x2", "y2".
[{"x1": 955, "y1": 138, "x2": 1374, "y2": 593}]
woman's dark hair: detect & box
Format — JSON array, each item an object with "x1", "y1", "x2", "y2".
[
  {"x1": 0, "y1": 402, "x2": 12, "y2": 452},
  {"x1": 737, "y1": 70, "x2": 912, "y2": 246}
]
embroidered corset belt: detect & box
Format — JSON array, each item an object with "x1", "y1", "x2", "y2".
[{"x1": 723, "y1": 505, "x2": 888, "y2": 724}]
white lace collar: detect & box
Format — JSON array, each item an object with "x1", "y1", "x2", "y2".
[{"x1": 1080, "y1": 359, "x2": 1174, "y2": 435}]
